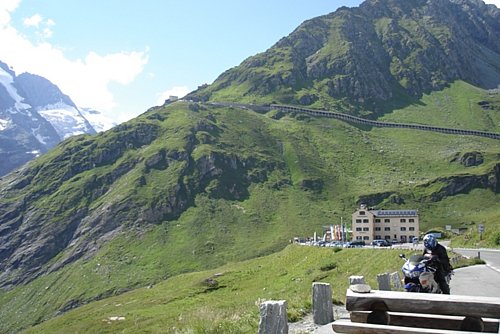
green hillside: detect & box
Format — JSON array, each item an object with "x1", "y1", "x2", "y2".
[
  {"x1": 0, "y1": 81, "x2": 499, "y2": 333},
  {"x1": 14, "y1": 245, "x2": 470, "y2": 334}
]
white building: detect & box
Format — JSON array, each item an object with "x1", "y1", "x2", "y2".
[{"x1": 351, "y1": 204, "x2": 419, "y2": 243}]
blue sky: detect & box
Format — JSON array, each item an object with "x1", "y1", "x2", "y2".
[{"x1": 1, "y1": 0, "x2": 499, "y2": 123}]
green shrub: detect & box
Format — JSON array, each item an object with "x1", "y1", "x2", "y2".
[
  {"x1": 288, "y1": 308, "x2": 308, "y2": 322},
  {"x1": 490, "y1": 231, "x2": 500, "y2": 246},
  {"x1": 320, "y1": 262, "x2": 337, "y2": 271}
]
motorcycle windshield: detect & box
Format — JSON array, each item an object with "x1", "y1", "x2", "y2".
[{"x1": 409, "y1": 254, "x2": 425, "y2": 265}]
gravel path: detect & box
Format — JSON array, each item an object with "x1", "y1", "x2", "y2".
[{"x1": 288, "y1": 305, "x2": 350, "y2": 334}]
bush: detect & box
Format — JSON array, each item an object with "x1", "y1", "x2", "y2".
[
  {"x1": 490, "y1": 231, "x2": 500, "y2": 246},
  {"x1": 452, "y1": 256, "x2": 486, "y2": 269},
  {"x1": 320, "y1": 262, "x2": 337, "y2": 271},
  {"x1": 288, "y1": 308, "x2": 308, "y2": 322}
]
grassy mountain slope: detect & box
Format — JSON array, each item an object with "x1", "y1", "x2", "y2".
[
  {"x1": 13, "y1": 245, "x2": 465, "y2": 334},
  {"x1": 187, "y1": 0, "x2": 500, "y2": 116},
  {"x1": 0, "y1": 82, "x2": 499, "y2": 332}
]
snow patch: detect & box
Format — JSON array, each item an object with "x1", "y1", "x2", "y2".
[
  {"x1": 0, "y1": 118, "x2": 10, "y2": 131},
  {"x1": 31, "y1": 124, "x2": 50, "y2": 145},
  {"x1": 0, "y1": 67, "x2": 31, "y2": 111},
  {"x1": 80, "y1": 107, "x2": 117, "y2": 132},
  {"x1": 37, "y1": 103, "x2": 91, "y2": 139},
  {"x1": 27, "y1": 150, "x2": 41, "y2": 157},
  {"x1": 80, "y1": 108, "x2": 116, "y2": 132}
]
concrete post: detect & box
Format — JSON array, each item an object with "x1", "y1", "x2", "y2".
[
  {"x1": 312, "y1": 282, "x2": 334, "y2": 325},
  {"x1": 377, "y1": 273, "x2": 391, "y2": 291},
  {"x1": 349, "y1": 275, "x2": 365, "y2": 285},
  {"x1": 258, "y1": 300, "x2": 288, "y2": 334},
  {"x1": 390, "y1": 272, "x2": 402, "y2": 290}
]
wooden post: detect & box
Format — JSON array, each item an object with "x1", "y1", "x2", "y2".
[
  {"x1": 258, "y1": 300, "x2": 288, "y2": 334},
  {"x1": 377, "y1": 273, "x2": 391, "y2": 291},
  {"x1": 312, "y1": 282, "x2": 334, "y2": 325}
]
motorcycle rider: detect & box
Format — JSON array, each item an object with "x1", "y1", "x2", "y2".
[{"x1": 422, "y1": 234, "x2": 452, "y2": 294}]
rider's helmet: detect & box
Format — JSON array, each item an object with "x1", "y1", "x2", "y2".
[{"x1": 423, "y1": 234, "x2": 437, "y2": 250}]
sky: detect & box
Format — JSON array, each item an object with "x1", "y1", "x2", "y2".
[{"x1": 1, "y1": 0, "x2": 499, "y2": 123}]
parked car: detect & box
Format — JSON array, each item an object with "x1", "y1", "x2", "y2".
[
  {"x1": 344, "y1": 240, "x2": 365, "y2": 248},
  {"x1": 371, "y1": 239, "x2": 391, "y2": 247}
]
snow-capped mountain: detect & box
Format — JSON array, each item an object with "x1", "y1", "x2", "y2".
[
  {"x1": 13, "y1": 71, "x2": 96, "y2": 139},
  {"x1": 0, "y1": 60, "x2": 98, "y2": 176}
]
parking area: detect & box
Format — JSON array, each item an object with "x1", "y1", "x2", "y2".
[{"x1": 296, "y1": 240, "x2": 421, "y2": 250}]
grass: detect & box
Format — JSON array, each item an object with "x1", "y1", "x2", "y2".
[
  {"x1": 18, "y1": 244, "x2": 483, "y2": 334},
  {"x1": 19, "y1": 245, "x2": 408, "y2": 334},
  {"x1": 380, "y1": 81, "x2": 500, "y2": 132}
]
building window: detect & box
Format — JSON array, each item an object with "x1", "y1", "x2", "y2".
[
  {"x1": 375, "y1": 235, "x2": 382, "y2": 240},
  {"x1": 400, "y1": 227, "x2": 406, "y2": 231},
  {"x1": 409, "y1": 219, "x2": 415, "y2": 223},
  {"x1": 409, "y1": 227, "x2": 415, "y2": 231},
  {"x1": 384, "y1": 227, "x2": 391, "y2": 231},
  {"x1": 356, "y1": 227, "x2": 362, "y2": 231},
  {"x1": 359, "y1": 211, "x2": 365, "y2": 215},
  {"x1": 356, "y1": 236, "x2": 363, "y2": 240},
  {"x1": 363, "y1": 236, "x2": 370, "y2": 240},
  {"x1": 384, "y1": 218, "x2": 390, "y2": 223},
  {"x1": 400, "y1": 219, "x2": 406, "y2": 223},
  {"x1": 356, "y1": 219, "x2": 362, "y2": 224},
  {"x1": 375, "y1": 227, "x2": 381, "y2": 231},
  {"x1": 363, "y1": 219, "x2": 369, "y2": 223},
  {"x1": 375, "y1": 219, "x2": 381, "y2": 223},
  {"x1": 363, "y1": 227, "x2": 369, "y2": 231}
]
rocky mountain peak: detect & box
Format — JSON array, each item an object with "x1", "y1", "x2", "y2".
[
  {"x1": 15, "y1": 73, "x2": 77, "y2": 109},
  {"x1": 188, "y1": 0, "x2": 500, "y2": 114},
  {"x1": 0, "y1": 60, "x2": 97, "y2": 176}
]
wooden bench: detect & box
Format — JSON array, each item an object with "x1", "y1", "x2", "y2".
[{"x1": 332, "y1": 288, "x2": 500, "y2": 333}]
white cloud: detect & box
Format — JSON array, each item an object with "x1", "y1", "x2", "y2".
[
  {"x1": 23, "y1": 14, "x2": 42, "y2": 27},
  {"x1": 23, "y1": 14, "x2": 55, "y2": 38},
  {"x1": 41, "y1": 27, "x2": 52, "y2": 38},
  {"x1": 0, "y1": 0, "x2": 21, "y2": 26},
  {"x1": 0, "y1": 1, "x2": 148, "y2": 123},
  {"x1": 483, "y1": 0, "x2": 500, "y2": 6},
  {"x1": 156, "y1": 86, "x2": 190, "y2": 105}
]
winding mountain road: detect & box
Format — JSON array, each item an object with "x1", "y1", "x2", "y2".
[{"x1": 201, "y1": 101, "x2": 500, "y2": 140}]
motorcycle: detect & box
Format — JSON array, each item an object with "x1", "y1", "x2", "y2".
[{"x1": 399, "y1": 254, "x2": 452, "y2": 293}]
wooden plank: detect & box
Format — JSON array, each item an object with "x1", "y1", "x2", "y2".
[
  {"x1": 332, "y1": 320, "x2": 496, "y2": 334},
  {"x1": 346, "y1": 289, "x2": 500, "y2": 319},
  {"x1": 350, "y1": 311, "x2": 500, "y2": 332}
]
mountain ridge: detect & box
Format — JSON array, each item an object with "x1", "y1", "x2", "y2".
[
  {"x1": 0, "y1": 60, "x2": 115, "y2": 176},
  {"x1": 188, "y1": 0, "x2": 500, "y2": 115}
]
